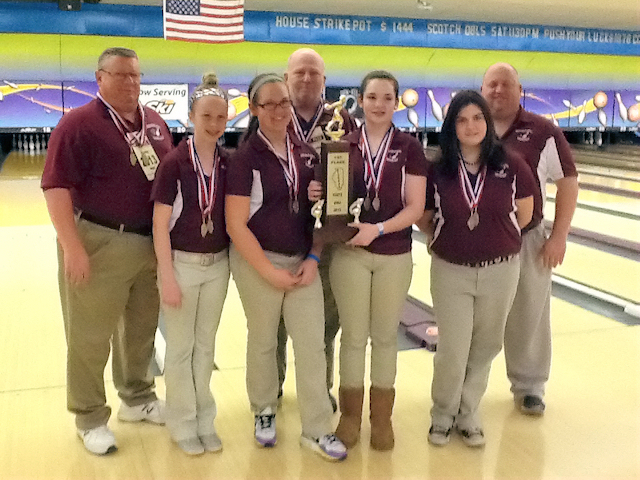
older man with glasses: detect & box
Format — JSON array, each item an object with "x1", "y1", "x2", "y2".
[{"x1": 41, "y1": 47, "x2": 174, "y2": 455}]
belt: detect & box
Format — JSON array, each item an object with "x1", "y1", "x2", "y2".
[
  {"x1": 172, "y1": 249, "x2": 228, "y2": 266},
  {"x1": 461, "y1": 254, "x2": 517, "y2": 268},
  {"x1": 79, "y1": 212, "x2": 152, "y2": 236}
]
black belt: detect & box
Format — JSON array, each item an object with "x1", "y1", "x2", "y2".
[{"x1": 79, "y1": 212, "x2": 152, "y2": 236}]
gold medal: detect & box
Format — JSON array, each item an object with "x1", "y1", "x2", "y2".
[
  {"x1": 364, "y1": 195, "x2": 371, "y2": 211},
  {"x1": 130, "y1": 150, "x2": 137, "y2": 166},
  {"x1": 201, "y1": 221, "x2": 208, "y2": 238},
  {"x1": 207, "y1": 218, "x2": 214, "y2": 233},
  {"x1": 292, "y1": 199, "x2": 299, "y2": 214},
  {"x1": 372, "y1": 195, "x2": 381, "y2": 211}
]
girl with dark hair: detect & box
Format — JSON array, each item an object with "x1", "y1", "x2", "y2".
[
  {"x1": 225, "y1": 73, "x2": 347, "y2": 462},
  {"x1": 152, "y1": 73, "x2": 230, "y2": 455},
  {"x1": 416, "y1": 89, "x2": 535, "y2": 448},
  {"x1": 327, "y1": 70, "x2": 428, "y2": 451}
]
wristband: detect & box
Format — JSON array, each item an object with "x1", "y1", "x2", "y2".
[
  {"x1": 376, "y1": 222, "x2": 384, "y2": 237},
  {"x1": 307, "y1": 253, "x2": 320, "y2": 263}
]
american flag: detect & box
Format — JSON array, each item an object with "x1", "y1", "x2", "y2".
[{"x1": 163, "y1": 0, "x2": 244, "y2": 44}]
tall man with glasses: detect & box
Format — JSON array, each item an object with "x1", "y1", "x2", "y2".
[
  {"x1": 277, "y1": 48, "x2": 357, "y2": 412},
  {"x1": 42, "y1": 47, "x2": 174, "y2": 455}
]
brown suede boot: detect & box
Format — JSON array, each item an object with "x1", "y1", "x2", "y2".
[
  {"x1": 369, "y1": 386, "x2": 395, "y2": 451},
  {"x1": 334, "y1": 386, "x2": 364, "y2": 448}
]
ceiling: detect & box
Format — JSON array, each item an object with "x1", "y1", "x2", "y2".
[{"x1": 103, "y1": 0, "x2": 640, "y2": 31}]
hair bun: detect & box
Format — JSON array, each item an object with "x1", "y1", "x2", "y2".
[{"x1": 201, "y1": 72, "x2": 219, "y2": 88}]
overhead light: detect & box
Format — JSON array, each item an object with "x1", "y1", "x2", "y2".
[{"x1": 417, "y1": 0, "x2": 433, "y2": 10}]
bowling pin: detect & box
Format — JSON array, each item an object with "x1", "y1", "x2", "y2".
[
  {"x1": 12, "y1": 134, "x2": 16, "y2": 150},
  {"x1": 28, "y1": 134, "x2": 35, "y2": 155},
  {"x1": 550, "y1": 114, "x2": 559, "y2": 126},
  {"x1": 0, "y1": 91, "x2": 3, "y2": 101},
  {"x1": 578, "y1": 99, "x2": 587, "y2": 124},
  {"x1": 3, "y1": 80, "x2": 18, "y2": 89},
  {"x1": 597, "y1": 108, "x2": 607, "y2": 127},
  {"x1": 615, "y1": 93, "x2": 628, "y2": 122},
  {"x1": 17, "y1": 134, "x2": 23, "y2": 151},
  {"x1": 407, "y1": 108, "x2": 419, "y2": 129},
  {"x1": 427, "y1": 90, "x2": 443, "y2": 122}
]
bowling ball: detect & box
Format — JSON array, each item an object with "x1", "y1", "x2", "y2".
[
  {"x1": 627, "y1": 104, "x2": 640, "y2": 122},
  {"x1": 593, "y1": 91, "x2": 608, "y2": 109},
  {"x1": 401, "y1": 89, "x2": 419, "y2": 108}
]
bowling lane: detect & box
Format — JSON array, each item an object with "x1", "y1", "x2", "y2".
[
  {"x1": 576, "y1": 173, "x2": 640, "y2": 193},
  {"x1": 544, "y1": 198, "x2": 640, "y2": 244},
  {"x1": 546, "y1": 183, "x2": 640, "y2": 217},
  {"x1": 0, "y1": 151, "x2": 46, "y2": 179},
  {"x1": 576, "y1": 165, "x2": 640, "y2": 183}
]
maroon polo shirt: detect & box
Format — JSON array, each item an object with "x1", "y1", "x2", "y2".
[
  {"x1": 289, "y1": 105, "x2": 358, "y2": 155},
  {"x1": 500, "y1": 107, "x2": 577, "y2": 231},
  {"x1": 226, "y1": 132, "x2": 318, "y2": 256},
  {"x1": 426, "y1": 153, "x2": 536, "y2": 265},
  {"x1": 41, "y1": 98, "x2": 173, "y2": 229},
  {"x1": 151, "y1": 138, "x2": 230, "y2": 254},
  {"x1": 343, "y1": 127, "x2": 429, "y2": 255}
]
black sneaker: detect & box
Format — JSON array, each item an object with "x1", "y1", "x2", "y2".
[{"x1": 519, "y1": 395, "x2": 546, "y2": 416}]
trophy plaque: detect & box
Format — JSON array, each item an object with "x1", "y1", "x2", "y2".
[{"x1": 312, "y1": 96, "x2": 361, "y2": 243}]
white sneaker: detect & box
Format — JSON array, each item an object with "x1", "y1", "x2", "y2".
[
  {"x1": 176, "y1": 437, "x2": 204, "y2": 456},
  {"x1": 300, "y1": 434, "x2": 347, "y2": 462},
  {"x1": 254, "y1": 407, "x2": 276, "y2": 447},
  {"x1": 77, "y1": 425, "x2": 117, "y2": 455},
  {"x1": 428, "y1": 425, "x2": 451, "y2": 446},
  {"x1": 117, "y1": 399, "x2": 165, "y2": 425},
  {"x1": 200, "y1": 433, "x2": 223, "y2": 453}
]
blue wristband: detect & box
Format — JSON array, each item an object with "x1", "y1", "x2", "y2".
[{"x1": 307, "y1": 253, "x2": 321, "y2": 263}]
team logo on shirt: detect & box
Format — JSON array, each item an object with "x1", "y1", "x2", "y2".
[
  {"x1": 147, "y1": 123, "x2": 165, "y2": 141},
  {"x1": 386, "y1": 149, "x2": 401, "y2": 162},
  {"x1": 515, "y1": 129, "x2": 532, "y2": 142},
  {"x1": 300, "y1": 152, "x2": 316, "y2": 169},
  {"x1": 494, "y1": 163, "x2": 509, "y2": 178}
]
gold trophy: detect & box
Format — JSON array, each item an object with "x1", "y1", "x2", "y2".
[{"x1": 312, "y1": 95, "x2": 361, "y2": 243}]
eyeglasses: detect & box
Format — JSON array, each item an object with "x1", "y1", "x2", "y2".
[
  {"x1": 99, "y1": 69, "x2": 144, "y2": 81},
  {"x1": 256, "y1": 99, "x2": 292, "y2": 111}
]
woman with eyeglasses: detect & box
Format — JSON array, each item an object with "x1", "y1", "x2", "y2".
[
  {"x1": 417, "y1": 90, "x2": 534, "y2": 448},
  {"x1": 151, "y1": 73, "x2": 230, "y2": 456},
  {"x1": 327, "y1": 70, "x2": 428, "y2": 451},
  {"x1": 225, "y1": 73, "x2": 347, "y2": 462}
]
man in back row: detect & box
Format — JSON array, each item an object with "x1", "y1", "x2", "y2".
[
  {"x1": 42, "y1": 47, "x2": 173, "y2": 455},
  {"x1": 481, "y1": 62, "x2": 579, "y2": 416},
  {"x1": 277, "y1": 48, "x2": 357, "y2": 411}
]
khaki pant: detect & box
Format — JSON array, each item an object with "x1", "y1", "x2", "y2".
[
  {"x1": 504, "y1": 223, "x2": 552, "y2": 399},
  {"x1": 162, "y1": 249, "x2": 229, "y2": 442},
  {"x1": 276, "y1": 244, "x2": 340, "y2": 392},
  {"x1": 229, "y1": 245, "x2": 332, "y2": 438},
  {"x1": 430, "y1": 254, "x2": 520, "y2": 431},
  {"x1": 330, "y1": 247, "x2": 413, "y2": 389},
  {"x1": 58, "y1": 218, "x2": 159, "y2": 430}
]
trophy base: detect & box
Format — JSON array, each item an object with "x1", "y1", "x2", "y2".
[{"x1": 314, "y1": 216, "x2": 358, "y2": 244}]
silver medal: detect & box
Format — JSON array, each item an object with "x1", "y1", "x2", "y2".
[
  {"x1": 372, "y1": 195, "x2": 381, "y2": 211},
  {"x1": 364, "y1": 196, "x2": 371, "y2": 211},
  {"x1": 290, "y1": 198, "x2": 299, "y2": 214},
  {"x1": 201, "y1": 221, "x2": 208, "y2": 238},
  {"x1": 207, "y1": 218, "x2": 214, "y2": 233},
  {"x1": 467, "y1": 209, "x2": 479, "y2": 231}
]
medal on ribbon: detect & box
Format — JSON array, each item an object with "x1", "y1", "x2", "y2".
[
  {"x1": 458, "y1": 158, "x2": 486, "y2": 231},
  {"x1": 188, "y1": 137, "x2": 220, "y2": 238},
  {"x1": 359, "y1": 126, "x2": 395, "y2": 211},
  {"x1": 258, "y1": 130, "x2": 300, "y2": 215}
]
